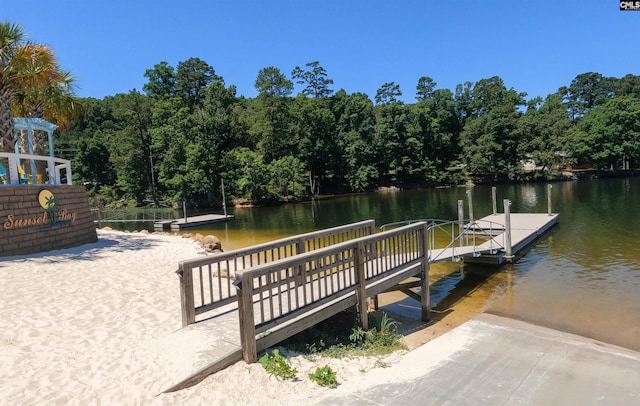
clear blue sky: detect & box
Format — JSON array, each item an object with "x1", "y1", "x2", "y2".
[{"x1": 6, "y1": 1, "x2": 640, "y2": 103}]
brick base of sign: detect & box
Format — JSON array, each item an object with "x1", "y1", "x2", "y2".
[{"x1": 0, "y1": 185, "x2": 98, "y2": 257}]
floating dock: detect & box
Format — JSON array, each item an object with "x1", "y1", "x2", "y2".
[
  {"x1": 460, "y1": 213, "x2": 560, "y2": 266},
  {"x1": 154, "y1": 214, "x2": 234, "y2": 231}
]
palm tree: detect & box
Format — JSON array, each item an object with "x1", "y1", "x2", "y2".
[
  {"x1": 0, "y1": 21, "x2": 26, "y2": 152},
  {"x1": 0, "y1": 21, "x2": 74, "y2": 154},
  {"x1": 12, "y1": 44, "x2": 82, "y2": 155}
]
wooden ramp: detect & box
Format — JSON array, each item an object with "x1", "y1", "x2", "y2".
[
  {"x1": 154, "y1": 214, "x2": 234, "y2": 231},
  {"x1": 161, "y1": 212, "x2": 559, "y2": 392}
]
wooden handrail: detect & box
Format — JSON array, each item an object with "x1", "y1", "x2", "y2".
[
  {"x1": 234, "y1": 222, "x2": 429, "y2": 362},
  {"x1": 178, "y1": 220, "x2": 376, "y2": 326}
]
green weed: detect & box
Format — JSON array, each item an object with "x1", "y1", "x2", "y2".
[
  {"x1": 259, "y1": 349, "x2": 298, "y2": 380},
  {"x1": 308, "y1": 365, "x2": 338, "y2": 388},
  {"x1": 281, "y1": 309, "x2": 406, "y2": 358}
]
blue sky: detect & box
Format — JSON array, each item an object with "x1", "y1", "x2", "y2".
[{"x1": 6, "y1": 1, "x2": 640, "y2": 103}]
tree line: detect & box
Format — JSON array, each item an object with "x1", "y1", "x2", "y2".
[
  {"x1": 62, "y1": 59, "x2": 640, "y2": 208},
  {"x1": 3, "y1": 21, "x2": 640, "y2": 208}
]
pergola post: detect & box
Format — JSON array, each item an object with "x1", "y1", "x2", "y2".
[{"x1": 13, "y1": 118, "x2": 58, "y2": 184}]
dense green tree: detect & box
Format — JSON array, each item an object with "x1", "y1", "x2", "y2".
[
  {"x1": 149, "y1": 97, "x2": 191, "y2": 202},
  {"x1": 576, "y1": 96, "x2": 640, "y2": 172},
  {"x1": 331, "y1": 90, "x2": 378, "y2": 191},
  {"x1": 74, "y1": 136, "x2": 115, "y2": 187},
  {"x1": 181, "y1": 82, "x2": 238, "y2": 205},
  {"x1": 454, "y1": 81, "x2": 473, "y2": 120},
  {"x1": 268, "y1": 155, "x2": 306, "y2": 198},
  {"x1": 292, "y1": 95, "x2": 337, "y2": 194},
  {"x1": 110, "y1": 90, "x2": 156, "y2": 205},
  {"x1": 411, "y1": 88, "x2": 462, "y2": 181},
  {"x1": 459, "y1": 76, "x2": 525, "y2": 178},
  {"x1": 558, "y1": 72, "x2": 615, "y2": 121},
  {"x1": 416, "y1": 76, "x2": 437, "y2": 100},
  {"x1": 517, "y1": 94, "x2": 576, "y2": 176},
  {"x1": 291, "y1": 61, "x2": 334, "y2": 98},
  {"x1": 176, "y1": 57, "x2": 221, "y2": 109},
  {"x1": 50, "y1": 56, "x2": 640, "y2": 208},
  {"x1": 143, "y1": 61, "x2": 176, "y2": 100},
  {"x1": 374, "y1": 98, "x2": 412, "y2": 182},
  {"x1": 612, "y1": 74, "x2": 640, "y2": 99},
  {"x1": 252, "y1": 67, "x2": 295, "y2": 162},
  {"x1": 375, "y1": 82, "x2": 402, "y2": 105},
  {"x1": 255, "y1": 66, "x2": 293, "y2": 97},
  {"x1": 223, "y1": 147, "x2": 268, "y2": 201}
]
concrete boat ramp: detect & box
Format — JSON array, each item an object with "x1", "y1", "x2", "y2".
[
  {"x1": 303, "y1": 313, "x2": 640, "y2": 405},
  {"x1": 155, "y1": 312, "x2": 640, "y2": 404}
]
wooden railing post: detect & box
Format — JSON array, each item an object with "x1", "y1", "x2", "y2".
[
  {"x1": 419, "y1": 224, "x2": 431, "y2": 322},
  {"x1": 354, "y1": 241, "x2": 368, "y2": 330},
  {"x1": 295, "y1": 238, "x2": 306, "y2": 282},
  {"x1": 235, "y1": 272, "x2": 257, "y2": 362},
  {"x1": 367, "y1": 220, "x2": 376, "y2": 236},
  {"x1": 367, "y1": 221, "x2": 378, "y2": 261},
  {"x1": 367, "y1": 220, "x2": 378, "y2": 307},
  {"x1": 178, "y1": 263, "x2": 196, "y2": 327}
]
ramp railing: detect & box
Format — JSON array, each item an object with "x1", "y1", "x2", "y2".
[
  {"x1": 177, "y1": 220, "x2": 376, "y2": 326},
  {"x1": 381, "y1": 218, "x2": 506, "y2": 263},
  {"x1": 234, "y1": 222, "x2": 429, "y2": 362}
]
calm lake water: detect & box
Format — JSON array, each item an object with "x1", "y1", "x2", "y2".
[{"x1": 116, "y1": 178, "x2": 640, "y2": 351}]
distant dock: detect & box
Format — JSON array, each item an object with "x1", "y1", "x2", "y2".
[{"x1": 154, "y1": 214, "x2": 234, "y2": 231}]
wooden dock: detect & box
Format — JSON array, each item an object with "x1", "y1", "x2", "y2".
[
  {"x1": 168, "y1": 212, "x2": 558, "y2": 389},
  {"x1": 154, "y1": 214, "x2": 234, "y2": 231}
]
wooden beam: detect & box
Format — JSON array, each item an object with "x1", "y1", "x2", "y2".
[
  {"x1": 236, "y1": 273, "x2": 258, "y2": 363},
  {"x1": 256, "y1": 297, "x2": 358, "y2": 353},
  {"x1": 420, "y1": 224, "x2": 431, "y2": 322},
  {"x1": 355, "y1": 241, "x2": 368, "y2": 330},
  {"x1": 399, "y1": 288, "x2": 422, "y2": 303},
  {"x1": 179, "y1": 263, "x2": 196, "y2": 327}
]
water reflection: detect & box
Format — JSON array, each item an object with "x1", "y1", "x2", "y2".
[{"x1": 519, "y1": 184, "x2": 539, "y2": 209}]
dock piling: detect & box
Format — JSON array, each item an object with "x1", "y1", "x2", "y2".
[
  {"x1": 504, "y1": 199, "x2": 513, "y2": 262},
  {"x1": 222, "y1": 179, "x2": 227, "y2": 217},
  {"x1": 457, "y1": 200, "x2": 464, "y2": 247},
  {"x1": 183, "y1": 200, "x2": 187, "y2": 224},
  {"x1": 492, "y1": 186, "x2": 497, "y2": 215},
  {"x1": 547, "y1": 184, "x2": 553, "y2": 216}
]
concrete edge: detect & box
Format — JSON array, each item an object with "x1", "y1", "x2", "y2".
[
  {"x1": 160, "y1": 348, "x2": 243, "y2": 394},
  {"x1": 477, "y1": 313, "x2": 640, "y2": 359}
]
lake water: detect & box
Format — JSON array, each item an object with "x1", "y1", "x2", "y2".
[{"x1": 117, "y1": 178, "x2": 640, "y2": 351}]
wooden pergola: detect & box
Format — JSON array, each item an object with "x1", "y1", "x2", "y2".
[
  {"x1": 0, "y1": 117, "x2": 70, "y2": 185},
  {"x1": 14, "y1": 118, "x2": 58, "y2": 181}
]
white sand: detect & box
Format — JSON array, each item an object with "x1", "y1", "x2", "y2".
[{"x1": 0, "y1": 229, "x2": 455, "y2": 405}]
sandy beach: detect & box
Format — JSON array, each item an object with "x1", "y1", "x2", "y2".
[{"x1": 0, "y1": 229, "x2": 483, "y2": 405}]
